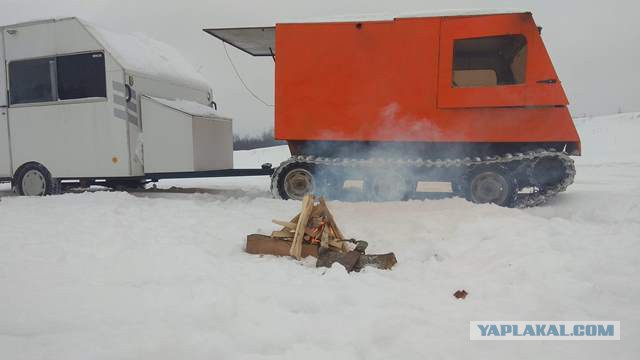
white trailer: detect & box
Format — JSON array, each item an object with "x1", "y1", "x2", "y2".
[{"x1": 0, "y1": 17, "x2": 270, "y2": 195}]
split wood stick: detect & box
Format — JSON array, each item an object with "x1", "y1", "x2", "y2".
[
  {"x1": 320, "y1": 227, "x2": 330, "y2": 248},
  {"x1": 289, "y1": 214, "x2": 301, "y2": 224},
  {"x1": 319, "y1": 197, "x2": 345, "y2": 240},
  {"x1": 310, "y1": 204, "x2": 326, "y2": 217},
  {"x1": 272, "y1": 220, "x2": 315, "y2": 237},
  {"x1": 283, "y1": 213, "x2": 301, "y2": 231},
  {"x1": 328, "y1": 238, "x2": 343, "y2": 249},
  {"x1": 290, "y1": 195, "x2": 314, "y2": 259},
  {"x1": 272, "y1": 220, "x2": 298, "y2": 229}
]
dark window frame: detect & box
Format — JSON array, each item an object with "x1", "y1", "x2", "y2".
[
  {"x1": 8, "y1": 51, "x2": 107, "y2": 106},
  {"x1": 452, "y1": 34, "x2": 528, "y2": 88},
  {"x1": 57, "y1": 52, "x2": 107, "y2": 101},
  {"x1": 8, "y1": 56, "x2": 57, "y2": 105}
]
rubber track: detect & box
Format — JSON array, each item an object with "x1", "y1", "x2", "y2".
[{"x1": 270, "y1": 149, "x2": 576, "y2": 208}]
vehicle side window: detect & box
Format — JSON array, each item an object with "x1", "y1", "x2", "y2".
[
  {"x1": 9, "y1": 57, "x2": 56, "y2": 105},
  {"x1": 57, "y1": 52, "x2": 106, "y2": 100},
  {"x1": 9, "y1": 52, "x2": 106, "y2": 105},
  {"x1": 452, "y1": 35, "x2": 527, "y2": 88}
]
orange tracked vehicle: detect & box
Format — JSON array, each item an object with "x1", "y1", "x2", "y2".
[{"x1": 205, "y1": 10, "x2": 581, "y2": 207}]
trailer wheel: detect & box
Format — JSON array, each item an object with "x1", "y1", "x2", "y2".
[
  {"x1": 465, "y1": 165, "x2": 517, "y2": 207},
  {"x1": 275, "y1": 163, "x2": 315, "y2": 200},
  {"x1": 14, "y1": 162, "x2": 61, "y2": 196}
]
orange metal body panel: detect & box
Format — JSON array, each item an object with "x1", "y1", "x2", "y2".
[{"x1": 274, "y1": 13, "x2": 580, "y2": 147}]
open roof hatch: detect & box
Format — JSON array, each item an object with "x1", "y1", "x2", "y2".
[{"x1": 203, "y1": 27, "x2": 275, "y2": 56}]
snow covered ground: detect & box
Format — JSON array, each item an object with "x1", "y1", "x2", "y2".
[{"x1": 1, "y1": 113, "x2": 639, "y2": 359}]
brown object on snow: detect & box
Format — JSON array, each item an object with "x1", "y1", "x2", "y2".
[
  {"x1": 316, "y1": 241, "x2": 398, "y2": 272},
  {"x1": 357, "y1": 253, "x2": 398, "y2": 270},
  {"x1": 245, "y1": 194, "x2": 397, "y2": 271},
  {"x1": 246, "y1": 234, "x2": 319, "y2": 258},
  {"x1": 454, "y1": 290, "x2": 469, "y2": 300}
]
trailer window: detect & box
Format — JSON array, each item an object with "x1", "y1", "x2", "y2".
[
  {"x1": 57, "y1": 52, "x2": 106, "y2": 100},
  {"x1": 452, "y1": 35, "x2": 527, "y2": 88},
  {"x1": 9, "y1": 58, "x2": 57, "y2": 105}
]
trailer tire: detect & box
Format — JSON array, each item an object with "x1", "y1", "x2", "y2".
[{"x1": 14, "y1": 162, "x2": 61, "y2": 196}]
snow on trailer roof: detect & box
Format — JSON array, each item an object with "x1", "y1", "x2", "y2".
[
  {"x1": 80, "y1": 19, "x2": 211, "y2": 91},
  {"x1": 204, "y1": 9, "x2": 529, "y2": 57},
  {"x1": 0, "y1": 17, "x2": 211, "y2": 91}
]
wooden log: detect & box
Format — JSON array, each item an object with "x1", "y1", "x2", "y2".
[
  {"x1": 316, "y1": 248, "x2": 360, "y2": 272},
  {"x1": 357, "y1": 253, "x2": 398, "y2": 270},
  {"x1": 246, "y1": 234, "x2": 319, "y2": 258},
  {"x1": 271, "y1": 231, "x2": 294, "y2": 238},
  {"x1": 337, "y1": 251, "x2": 362, "y2": 272},
  {"x1": 246, "y1": 235, "x2": 396, "y2": 271},
  {"x1": 316, "y1": 248, "x2": 398, "y2": 272}
]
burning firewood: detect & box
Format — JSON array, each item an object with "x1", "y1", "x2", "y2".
[
  {"x1": 270, "y1": 194, "x2": 347, "y2": 259},
  {"x1": 246, "y1": 194, "x2": 397, "y2": 272}
]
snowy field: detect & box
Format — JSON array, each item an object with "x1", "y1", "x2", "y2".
[{"x1": 1, "y1": 113, "x2": 639, "y2": 359}]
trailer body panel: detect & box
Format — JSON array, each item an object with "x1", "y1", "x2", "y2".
[
  {"x1": 0, "y1": 31, "x2": 6, "y2": 107},
  {"x1": 192, "y1": 115, "x2": 233, "y2": 171},
  {"x1": 8, "y1": 97, "x2": 131, "y2": 178},
  {"x1": 0, "y1": 110, "x2": 10, "y2": 177},
  {"x1": 140, "y1": 96, "x2": 233, "y2": 173},
  {"x1": 0, "y1": 17, "x2": 235, "y2": 188},
  {"x1": 3, "y1": 18, "x2": 134, "y2": 178},
  {"x1": 0, "y1": 33, "x2": 8, "y2": 177}
]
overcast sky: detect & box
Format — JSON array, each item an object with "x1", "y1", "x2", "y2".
[{"x1": 2, "y1": 0, "x2": 638, "y2": 135}]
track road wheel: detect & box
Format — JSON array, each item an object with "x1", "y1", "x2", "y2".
[
  {"x1": 465, "y1": 165, "x2": 517, "y2": 207},
  {"x1": 14, "y1": 162, "x2": 61, "y2": 196},
  {"x1": 275, "y1": 163, "x2": 315, "y2": 200}
]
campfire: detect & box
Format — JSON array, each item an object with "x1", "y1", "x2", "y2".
[{"x1": 246, "y1": 195, "x2": 397, "y2": 272}]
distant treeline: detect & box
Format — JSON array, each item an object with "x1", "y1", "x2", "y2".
[{"x1": 233, "y1": 129, "x2": 286, "y2": 150}]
